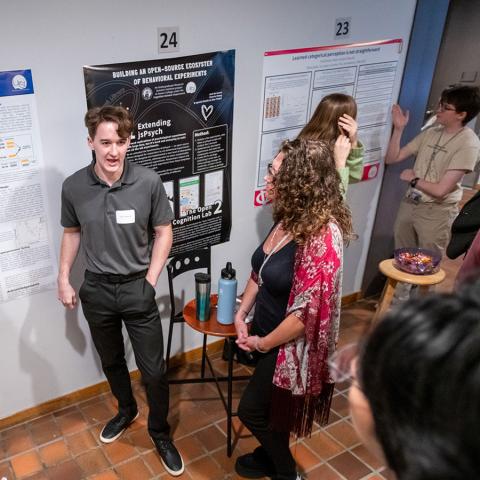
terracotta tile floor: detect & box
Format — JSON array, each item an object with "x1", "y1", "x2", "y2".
[{"x1": 0, "y1": 254, "x2": 462, "y2": 480}]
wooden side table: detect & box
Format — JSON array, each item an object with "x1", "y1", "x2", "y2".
[
  {"x1": 170, "y1": 294, "x2": 250, "y2": 457},
  {"x1": 371, "y1": 259, "x2": 446, "y2": 327}
]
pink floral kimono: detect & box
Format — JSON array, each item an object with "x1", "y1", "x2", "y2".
[{"x1": 270, "y1": 221, "x2": 343, "y2": 436}]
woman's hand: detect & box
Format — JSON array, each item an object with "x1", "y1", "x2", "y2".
[
  {"x1": 334, "y1": 134, "x2": 352, "y2": 169},
  {"x1": 391, "y1": 104, "x2": 409, "y2": 130},
  {"x1": 236, "y1": 334, "x2": 259, "y2": 352},
  {"x1": 234, "y1": 310, "x2": 249, "y2": 342},
  {"x1": 338, "y1": 114, "x2": 358, "y2": 147}
]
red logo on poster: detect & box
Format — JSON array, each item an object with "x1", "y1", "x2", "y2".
[
  {"x1": 361, "y1": 163, "x2": 380, "y2": 181},
  {"x1": 254, "y1": 189, "x2": 271, "y2": 207}
]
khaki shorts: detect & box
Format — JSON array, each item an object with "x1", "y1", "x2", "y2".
[{"x1": 394, "y1": 199, "x2": 458, "y2": 256}]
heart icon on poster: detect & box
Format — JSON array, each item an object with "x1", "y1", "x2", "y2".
[{"x1": 201, "y1": 104, "x2": 213, "y2": 121}]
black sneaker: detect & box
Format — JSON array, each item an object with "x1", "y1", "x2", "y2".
[
  {"x1": 150, "y1": 436, "x2": 184, "y2": 476},
  {"x1": 99, "y1": 411, "x2": 139, "y2": 443},
  {"x1": 235, "y1": 446, "x2": 276, "y2": 478}
]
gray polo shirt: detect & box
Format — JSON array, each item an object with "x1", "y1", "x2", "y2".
[{"x1": 61, "y1": 159, "x2": 173, "y2": 275}]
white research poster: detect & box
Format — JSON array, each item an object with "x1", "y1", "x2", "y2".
[
  {"x1": 0, "y1": 69, "x2": 57, "y2": 303},
  {"x1": 254, "y1": 39, "x2": 403, "y2": 207}
]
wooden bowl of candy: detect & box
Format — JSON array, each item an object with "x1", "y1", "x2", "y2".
[{"x1": 393, "y1": 248, "x2": 441, "y2": 275}]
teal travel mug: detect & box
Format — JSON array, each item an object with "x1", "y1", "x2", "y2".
[{"x1": 194, "y1": 273, "x2": 211, "y2": 321}]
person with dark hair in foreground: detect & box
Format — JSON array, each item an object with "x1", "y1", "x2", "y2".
[{"x1": 348, "y1": 284, "x2": 480, "y2": 480}]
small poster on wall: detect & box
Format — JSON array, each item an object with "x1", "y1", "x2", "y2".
[
  {"x1": 84, "y1": 50, "x2": 235, "y2": 255},
  {"x1": 0, "y1": 69, "x2": 58, "y2": 303},
  {"x1": 254, "y1": 39, "x2": 403, "y2": 206}
]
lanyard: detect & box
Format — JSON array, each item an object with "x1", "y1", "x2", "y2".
[{"x1": 424, "y1": 128, "x2": 464, "y2": 179}]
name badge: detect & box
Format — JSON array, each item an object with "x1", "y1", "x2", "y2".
[{"x1": 116, "y1": 209, "x2": 135, "y2": 224}]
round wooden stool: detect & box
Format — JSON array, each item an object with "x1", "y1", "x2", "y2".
[{"x1": 371, "y1": 259, "x2": 446, "y2": 327}]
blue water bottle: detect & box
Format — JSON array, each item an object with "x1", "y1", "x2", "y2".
[{"x1": 217, "y1": 262, "x2": 237, "y2": 325}]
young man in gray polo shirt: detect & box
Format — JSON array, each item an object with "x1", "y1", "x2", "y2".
[{"x1": 57, "y1": 106, "x2": 184, "y2": 476}]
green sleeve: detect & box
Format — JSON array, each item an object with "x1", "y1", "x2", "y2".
[
  {"x1": 338, "y1": 167, "x2": 349, "y2": 197},
  {"x1": 346, "y1": 140, "x2": 364, "y2": 183}
]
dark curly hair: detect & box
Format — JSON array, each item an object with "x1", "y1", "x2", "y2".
[{"x1": 272, "y1": 138, "x2": 353, "y2": 244}]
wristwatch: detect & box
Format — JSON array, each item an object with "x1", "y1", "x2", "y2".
[{"x1": 410, "y1": 177, "x2": 420, "y2": 188}]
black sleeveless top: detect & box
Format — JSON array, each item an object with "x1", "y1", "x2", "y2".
[{"x1": 250, "y1": 230, "x2": 297, "y2": 336}]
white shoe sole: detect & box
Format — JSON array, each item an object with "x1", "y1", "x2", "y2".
[
  {"x1": 99, "y1": 412, "x2": 139, "y2": 444},
  {"x1": 150, "y1": 437, "x2": 185, "y2": 476}
]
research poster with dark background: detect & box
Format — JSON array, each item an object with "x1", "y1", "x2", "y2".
[{"x1": 84, "y1": 50, "x2": 235, "y2": 256}]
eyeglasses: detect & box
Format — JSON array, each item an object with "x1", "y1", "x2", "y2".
[
  {"x1": 328, "y1": 342, "x2": 359, "y2": 383},
  {"x1": 437, "y1": 102, "x2": 457, "y2": 112}
]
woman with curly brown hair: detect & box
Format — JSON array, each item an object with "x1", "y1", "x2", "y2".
[{"x1": 234, "y1": 138, "x2": 353, "y2": 480}]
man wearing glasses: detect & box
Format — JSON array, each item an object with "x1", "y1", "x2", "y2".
[{"x1": 385, "y1": 85, "x2": 480, "y2": 259}]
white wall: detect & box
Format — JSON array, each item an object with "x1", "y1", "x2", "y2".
[{"x1": 0, "y1": 0, "x2": 417, "y2": 418}]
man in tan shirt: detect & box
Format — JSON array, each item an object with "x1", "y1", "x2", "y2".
[{"x1": 386, "y1": 85, "x2": 480, "y2": 256}]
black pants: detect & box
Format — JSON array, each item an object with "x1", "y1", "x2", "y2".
[
  {"x1": 79, "y1": 271, "x2": 170, "y2": 440},
  {"x1": 237, "y1": 349, "x2": 296, "y2": 479}
]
